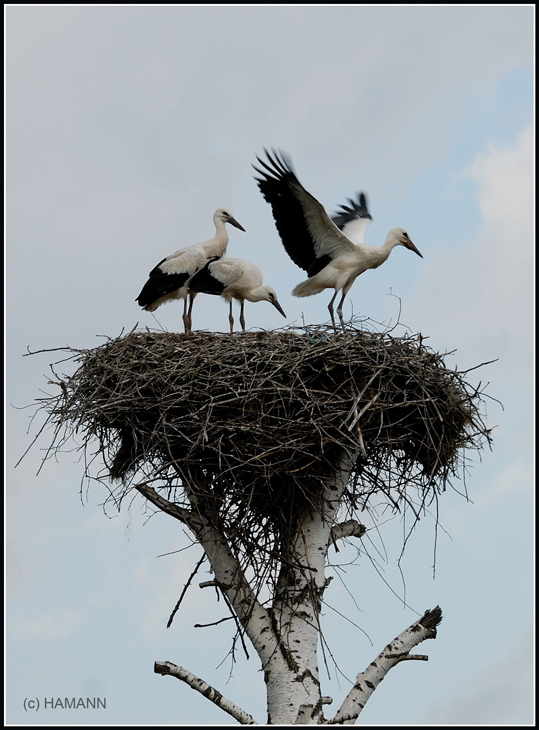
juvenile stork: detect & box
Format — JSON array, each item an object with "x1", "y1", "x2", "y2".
[
  {"x1": 253, "y1": 149, "x2": 423, "y2": 326},
  {"x1": 136, "y1": 208, "x2": 245, "y2": 332},
  {"x1": 188, "y1": 256, "x2": 286, "y2": 333}
]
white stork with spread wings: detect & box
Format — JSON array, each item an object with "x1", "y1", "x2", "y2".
[
  {"x1": 253, "y1": 149, "x2": 422, "y2": 326},
  {"x1": 136, "y1": 208, "x2": 245, "y2": 332}
]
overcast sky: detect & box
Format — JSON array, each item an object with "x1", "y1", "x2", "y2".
[{"x1": 6, "y1": 5, "x2": 534, "y2": 726}]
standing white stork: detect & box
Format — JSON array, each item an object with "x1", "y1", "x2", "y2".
[
  {"x1": 253, "y1": 149, "x2": 423, "y2": 327},
  {"x1": 188, "y1": 256, "x2": 286, "y2": 333},
  {"x1": 136, "y1": 208, "x2": 245, "y2": 332}
]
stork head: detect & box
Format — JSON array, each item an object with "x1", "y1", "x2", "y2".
[
  {"x1": 388, "y1": 227, "x2": 423, "y2": 258},
  {"x1": 215, "y1": 208, "x2": 246, "y2": 232},
  {"x1": 254, "y1": 286, "x2": 287, "y2": 318}
]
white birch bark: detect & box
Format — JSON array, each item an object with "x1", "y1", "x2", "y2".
[
  {"x1": 137, "y1": 453, "x2": 441, "y2": 725},
  {"x1": 154, "y1": 661, "x2": 257, "y2": 724},
  {"x1": 329, "y1": 606, "x2": 443, "y2": 725},
  {"x1": 264, "y1": 448, "x2": 359, "y2": 724},
  {"x1": 136, "y1": 482, "x2": 282, "y2": 674}
]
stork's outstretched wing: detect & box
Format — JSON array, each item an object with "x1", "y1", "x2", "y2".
[{"x1": 253, "y1": 149, "x2": 357, "y2": 278}]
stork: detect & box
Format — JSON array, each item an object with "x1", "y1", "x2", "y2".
[
  {"x1": 253, "y1": 149, "x2": 423, "y2": 327},
  {"x1": 188, "y1": 256, "x2": 286, "y2": 333},
  {"x1": 135, "y1": 208, "x2": 245, "y2": 332}
]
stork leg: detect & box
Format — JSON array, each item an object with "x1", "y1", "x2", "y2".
[
  {"x1": 336, "y1": 291, "x2": 347, "y2": 328},
  {"x1": 187, "y1": 293, "x2": 196, "y2": 332},
  {"x1": 229, "y1": 301, "x2": 234, "y2": 334},
  {"x1": 183, "y1": 292, "x2": 196, "y2": 334},
  {"x1": 328, "y1": 292, "x2": 338, "y2": 328},
  {"x1": 182, "y1": 297, "x2": 190, "y2": 333},
  {"x1": 239, "y1": 301, "x2": 246, "y2": 333}
]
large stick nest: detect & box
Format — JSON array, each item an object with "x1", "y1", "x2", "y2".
[{"x1": 36, "y1": 323, "x2": 492, "y2": 540}]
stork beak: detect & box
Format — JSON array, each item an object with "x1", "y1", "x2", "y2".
[
  {"x1": 406, "y1": 240, "x2": 423, "y2": 258},
  {"x1": 229, "y1": 216, "x2": 246, "y2": 232},
  {"x1": 272, "y1": 299, "x2": 287, "y2": 318}
]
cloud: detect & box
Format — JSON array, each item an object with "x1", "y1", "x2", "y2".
[
  {"x1": 407, "y1": 125, "x2": 533, "y2": 379},
  {"x1": 474, "y1": 456, "x2": 533, "y2": 510}
]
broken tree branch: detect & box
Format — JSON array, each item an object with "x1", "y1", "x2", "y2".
[
  {"x1": 329, "y1": 606, "x2": 442, "y2": 724},
  {"x1": 330, "y1": 519, "x2": 366, "y2": 545},
  {"x1": 135, "y1": 483, "x2": 192, "y2": 526},
  {"x1": 154, "y1": 661, "x2": 257, "y2": 725},
  {"x1": 148, "y1": 482, "x2": 286, "y2": 697}
]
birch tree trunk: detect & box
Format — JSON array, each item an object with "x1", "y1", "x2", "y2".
[
  {"x1": 138, "y1": 446, "x2": 442, "y2": 724},
  {"x1": 264, "y1": 448, "x2": 359, "y2": 723}
]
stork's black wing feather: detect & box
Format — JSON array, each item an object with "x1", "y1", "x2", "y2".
[
  {"x1": 188, "y1": 257, "x2": 226, "y2": 296},
  {"x1": 331, "y1": 192, "x2": 372, "y2": 231},
  {"x1": 253, "y1": 149, "x2": 319, "y2": 274},
  {"x1": 135, "y1": 262, "x2": 190, "y2": 309}
]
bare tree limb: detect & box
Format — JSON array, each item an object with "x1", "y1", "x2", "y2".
[
  {"x1": 143, "y1": 482, "x2": 285, "y2": 687},
  {"x1": 154, "y1": 661, "x2": 257, "y2": 725},
  {"x1": 135, "y1": 483, "x2": 193, "y2": 525},
  {"x1": 329, "y1": 607, "x2": 442, "y2": 724},
  {"x1": 330, "y1": 519, "x2": 366, "y2": 546}
]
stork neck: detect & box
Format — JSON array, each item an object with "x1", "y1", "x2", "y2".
[
  {"x1": 214, "y1": 216, "x2": 227, "y2": 235},
  {"x1": 365, "y1": 240, "x2": 394, "y2": 267},
  {"x1": 382, "y1": 239, "x2": 399, "y2": 255},
  {"x1": 244, "y1": 287, "x2": 266, "y2": 303},
  {"x1": 205, "y1": 221, "x2": 230, "y2": 257}
]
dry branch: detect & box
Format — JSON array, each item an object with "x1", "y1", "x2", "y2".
[
  {"x1": 154, "y1": 661, "x2": 257, "y2": 725},
  {"x1": 329, "y1": 606, "x2": 443, "y2": 724}
]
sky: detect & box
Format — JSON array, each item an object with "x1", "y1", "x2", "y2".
[{"x1": 5, "y1": 5, "x2": 534, "y2": 726}]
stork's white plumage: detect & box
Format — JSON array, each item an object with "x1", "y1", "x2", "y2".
[
  {"x1": 188, "y1": 256, "x2": 286, "y2": 333},
  {"x1": 136, "y1": 208, "x2": 245, "y2": 332},
  {"x1": 253, "y1": 149, "x2": 423, "y2": 326}
]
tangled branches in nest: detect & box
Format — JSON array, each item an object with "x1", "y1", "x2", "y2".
[{"x1": 32, "y1": 322, "x2": 492, "y2": 587}]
